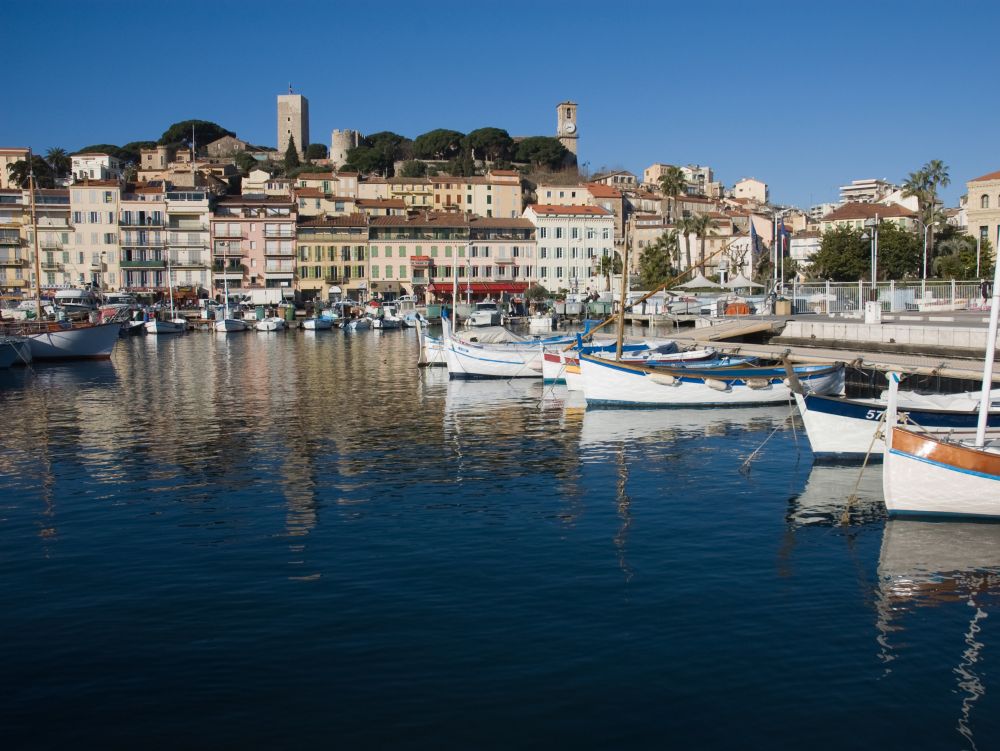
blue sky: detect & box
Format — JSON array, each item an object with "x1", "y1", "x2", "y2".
[{"x1": 4, "y1": 0, "x2": 995, "y2": 207}]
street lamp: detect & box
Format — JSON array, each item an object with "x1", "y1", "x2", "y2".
[
  {"x1": 864, "y1": 216, "x2": 879, "y2": 296},
  {"x1": 920, "y1": 219, "x2": 940, "y2": 290}
]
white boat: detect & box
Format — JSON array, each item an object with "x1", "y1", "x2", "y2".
[
  {"x1": 441, "y1": 313, "x2": 577, "y2": 379},
  {"x1": 342, "y1": 317, "x2": 372, "y2": 332},
  {"x1": 466, "y1": 301, "x2": 501, "y2": 327},
  {"x1": 255, "y1": 316, "x2": 287, "y2": 332},
  {"x1": 144, "y1": 317, "x2": 186, "y2": 335},
  {"x1": 372, "y1": 303, "x2": 403, "y2": 329},
  {"x1": 882, "y1": 251, "x2": 1000, "y2": 518},
  {"x1": 578, "y1": 354, "x2": 845, "y2": 406},
  {"x1": 794, "y1": 389, "x2": 1000, "y2": 462},
  {"x1": 12, "y1": 320, "x2": 122, "y2": 360},
  {"x1": 53, "y1": 288, "x2": 100, "y2": 318},
  {"x1": 214, "y1": 317, "x2": 248, "y2": 333},
  {"x1": 416, "y1": 321, "x2": 447, "y2": 366},
  {"x1": 541, "y1": 345, "x2": 728, "y2": 385},
  {"x1": 302, "y1": 316, "x2": 333, "y2": 330}
]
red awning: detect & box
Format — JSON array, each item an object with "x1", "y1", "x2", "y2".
[{"x1": 427, "y1": 282, "x2": 528, "y2": 294}]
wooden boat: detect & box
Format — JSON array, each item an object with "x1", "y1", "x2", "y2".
[
  {"x1": 302, "y1": 316, "x2": 333, "y2": 331},
  {"x1": 578, "y1": 353, "x2": 845, "y2": 406},
  {"x1": 882, "y1": 251, "x2": 1000, "y2": 518},
  {"x1": 255, "y1": 317, "x2": 287, "y2": 332},
  {"x1": 214, "y1": 317, "x2": 248, "y2": 333},
  {"x1": 144, "y1": 317, "x2": 186, "y2": 335},
  {"x1": 3, "y1": 319, "x2": 123, "y2": 360},
  {"x1": 795, "y1": 390, "x2": 1000, "y2": 462}
]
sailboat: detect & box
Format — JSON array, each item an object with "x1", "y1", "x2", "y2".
[
  {"x1": 882, "y1": 249, "x2": 1000, "y2": 517},
  {"x1": 0, "y1": 154, "x2": 121, "y2": 360},
  {"x1": 213, "y1": 228, "x2": 247, "y2": 333},
  {"x1": 145, "y1": 194, "x2": 186, "y2": 334}
]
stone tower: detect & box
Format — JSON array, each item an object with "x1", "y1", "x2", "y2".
[
  {"x1": 556, "y1": 101, "x2": 578, "y2": 156},
  {"x1": 277, "y1": 89, "x2": 309, "y2": 157},
  {"x1": 330, "y1": 129, "x2": 361, "y2": 169}
]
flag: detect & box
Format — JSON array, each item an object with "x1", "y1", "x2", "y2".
[{"x1": 749, "y1": 219, "x2": 761, "y2": 255}]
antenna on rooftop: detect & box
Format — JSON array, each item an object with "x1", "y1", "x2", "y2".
[{"x1": 288, "y1": 82, "x2": 293, "y2": 94}]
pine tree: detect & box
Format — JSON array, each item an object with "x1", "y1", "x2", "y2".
[{"x1": 284, "y1": 136, "x2": 300, "y2": 170}]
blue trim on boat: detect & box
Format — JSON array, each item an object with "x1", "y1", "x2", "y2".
[
  {"x1": 888, "y1": 509, "x2": 1000, "y2": 520},
  {"x1": 585, "y1": 399, "x2": 791, "y2": 409},
  {"x1": 803, "y1": 393, "x2": 1000, "y2": 429},
  {"x1": 887, "y1": 447, "x2": 1000, "y2": 481},
  {"x1": 812, "y1": 451, "x2": 882, "y2": 464}
]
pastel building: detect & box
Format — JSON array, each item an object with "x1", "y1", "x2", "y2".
[
  {"x1": 71, "y1": 153, "x2": 122, "y2": 183},
  {"x1": 523, "y1": 204, "x2": 615, "y2": 292},
  {"x1": 166, "y1": 187, "x2": 213, "y2": 294},
  {"x1": 69, "y1": 181, "x2": 121, "y2": 289},
  {"x1": 0, "y1": 148, "x2": 30, "y2": 189},
  {"x1": 119, "y1": 185, "x2": 167, "y2": 291},
  {"x1": 0, "y1": 189, "x2": 28, "y2": 293},
  {"x1": 429, "y1": 170, "x2": 523, "y2": 218},
  {"x1": 296, "y1": 215, "x2": 368, "y2": 301},
  {"x1": 966, "y1": 169, "x2": 1000, "y2": 257},
  {"x1": 211, "y1": 196, "x2": 296, "y2": 299}
]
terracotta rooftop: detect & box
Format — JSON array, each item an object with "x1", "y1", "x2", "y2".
[
  {"x1": 296, "y1": 172, "x2": 337, "y2": 181},
  {"x1": 298, "y1": 215, "x2": 367, "y2": 228},
  {"x1": 528, "y1": 204, "x2": 612, "y2": 216},
  {"x1": 489, "y1": 169, "x2": 520, "y2": 177},
  {"x1": 219, "y1": 195, "x2": 294, "y2": 205},
  {"x1": 0, "y1": 148, "x2": 29, "y2": 154},
  {"x1": 970, "y1": 169, "x2": 1000, "y2": 183},
  {"x1": 821, "y1": 202, "x2": 916, "y2": 221},
  {"x1": 294, "y1": 187, "x2": 324, "y2": 197},
  {"x1": 585, "y1": 183, "x2": 622, "y2": 199},
  {"x1": 70, "y1": 180, "x2": 120, "y2": 187}
]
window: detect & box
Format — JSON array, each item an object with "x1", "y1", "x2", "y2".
[
  {"x1": 555, "y1": 227, "x2": 563, "y2": 239},
  {"x1": 571, "y1": 248, "x2": 578, "y2": 259},
  {"x1": 399, "y1": 265, "x2": 405, "y2": 278},
  {"x1": 372, "y1": 265, "x2": 380, "y2": 278},
  {"x1": 983, "y1": 195, "x2": 991, "y2": 209},
  {"x1": 602, "y1": 228, "x2": 610, "y2": 240},
  {"x1": 431, "y1": 246, "x2": 438, "y2": 258},
  {"x1": 981, "y1": 226, "x2": 989, "y2": 243},
  {"x1": 445, "y1": 246, "x2": 452, "y2": 258},
  {"x1": 540, "y1": 248, "x2": 547, "y2": 259},
  {"x1": 556, "y1": 266, "x2": 563, "y2": 278},
  {"x1": 571, "y1": 227, "x2": 579, "y2": 239},
  {"x1": 385, "y1": 265, "x2": 392, "y2": 278},
  {"x1": 470, "y1": 266, "x2": 480, "y2": 278},
  {"x1": 540, "y1": 267, "x2": 548, "y2": 279},
  {"x1": 539, "y1": 227, "x2": 547, "y2": 239},
  {"x1": 556, "y1": 248, "x2": 563, "y2": 259},
  {"x1": 398, "y1": 246, "x2": 405, "y2": 257},
  {"x1": 545, "y1": 191, "x2": 551, "y2": 198},
  {"x1": 467, "y1": 195, "x2": 472, "y2": 204},
  {"x1": 486, "y1": 195, "x2": 492, "y2": 205}
]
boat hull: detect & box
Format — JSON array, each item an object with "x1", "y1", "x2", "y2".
[
  {"x1": 445, "y1": 337, "x2": 544, "y2": 379},
  {"x1": 579, "y1": 355, "x2": 845, "y2": 407},
  {"x1": 795, "y1": 392, "x2": 1000, "y2": 461},
  {"x1": 145, "y1": 319, "x2": 186, "y2": 335},
  {"x1": 884, "y1": 427, "x2": 1000, "y2": 517},
  {"x1": 214, "y1": 319, "x2": 248, "y2": 333},
  {"x1": 23, "y1": 322, "x2": 120, "y2": 360},
  {"x1": 302, "y1": 318, "x2": 333, "y2": 330},
  {"x1": 255, "y1": 318, "x2": 287, "y2": 332},
  {"x1": 0, "y1": 339, "x2": 20, "y2": 368}
]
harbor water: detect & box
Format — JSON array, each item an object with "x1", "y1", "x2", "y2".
[{"x1": 1, "y1": 329, "x2": 999, "y2": 749}]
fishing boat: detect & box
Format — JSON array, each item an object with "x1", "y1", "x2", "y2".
[
  {"x1": 372, "y1": 302, "x2": 403, "y2": 329},
  {"x1": 342, "y1": 316, "x2": 372, "y2": 332},
  {"x1": 213, "y1": 242, "x2": 247, "y2": 333},
  {"x1": 882, "y1": 253, "x2": 1000, "y2": 517},
  {"x1": 795, "y1": 389, "x2": 1000, "y2": 462},
  {"x1": 466, "y1": 301, "x2": 501, "y2": 327},
  {"x1": 145, "y1": 239, "x2": 187, "y2": 335},
  {"x1": 2, "y1": 161, "x2": 122, "y2": 360},
  {"x1": 255, "y1": 316, "x2": 287, "y2": 332},
  {"x1": 302, "y1": 316, "x2": 332, "y2": 330},
  {"x1": 578, "y1": 353, "x2": 845, "y2": 407},
  {"x1": 0, "y1": 336, "x2": 26, "y2": 368},
  {"x1": 440, "y1": 310, "x2": 578, "y2": 379},
  {"x1": 416, "y1": 320, "x2": 446, "y2": 366},
  {"x1": 53, "y1": 288, "x2": 100, "y2": 319}
]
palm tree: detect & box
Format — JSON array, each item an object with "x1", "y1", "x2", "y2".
[
  {"x1": 658, "y1": 166, "x2": 686, "y2": 223},
  {"x1": 599, "y1": 252, "x2": 615, "y2": 291},
  {"x1": 676, "y1": 215, "x2": 697, "y2": 271},
  {"x1": 691, "y1": 214, "x2": 716, "y2": 272},
  {"x1": 903, "y1": 160, "x2": 950, "y2": 274},
  {"x1": 45, "y1": 147, "x2": 70, "y2": 178},
  {"x1": 6, "y1": 157, "x2": 55, "y2": 189}
]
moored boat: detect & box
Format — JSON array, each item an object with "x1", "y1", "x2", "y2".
[
  {"x1": 302, "y1": 316, "x2": 333, "y2": 330},
  {"x1": 579, "y1": 353, "x2": 845, "y2": 407},
  {"x1": 795, "y1": 389, "x2": 1000, "y2": 462},
  {"x1": 214, "y1": 317, "x2": 248, "y2": 333},
  {"x1": 7, "y1": 319, "x2": 123, "y2": 360},
  {"x1": 255, "y1": 316, "x2": 287, "y2": 332}
]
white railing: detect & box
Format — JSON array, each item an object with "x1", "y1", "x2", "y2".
[{"x1": 787, "y1": 280, "x2": 989, "y2": 315}]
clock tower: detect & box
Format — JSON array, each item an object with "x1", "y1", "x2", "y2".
[{"x1": 556, "y1": 101, "x2": 578, "y2": 156}]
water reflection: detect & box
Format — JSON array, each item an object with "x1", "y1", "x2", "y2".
[
  {"x1": 877, "y1": 520, "x2": 1000, "y2": 749},
  {"x1": 786, "y1": 464, "x2": 885, "y2": 529}
]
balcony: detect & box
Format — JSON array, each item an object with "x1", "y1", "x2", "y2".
[
  {"x1": 121, "y1": 241, "x2": 164, "y2": 249},
  {"x1": 168, "y1": 220, "x2": 208, "y2": 231},
  {"x1": 213, "y1": 230, "x2": 245, "y2": 240},
  {"x1": 119, "y1": 219, "x2": 165, "y2": 228},
  {"x1": 212, "y1": 261, "x2": 244, "y2": 273},
  {"x1": 120, "y1": 259, "x2": 165, "y2": 269},
  {"x1": 41, "y1": 261, "x2": 63, "y2": 271},
  {"x1": 263, "y1": 229, "x2": 294, "y2": 239},
  {"x1": 5, "y1": 278, "x2": 27, "y2": 288},
  {"x1": 0, "y1": 233, "x2": 20, "y2": 245}
]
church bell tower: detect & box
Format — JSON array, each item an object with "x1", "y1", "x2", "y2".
[{"x1": 556, "y1": 101, "x2": 578, "y2": 156}]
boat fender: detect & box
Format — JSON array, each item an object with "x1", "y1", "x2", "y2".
[
  {"x1": 704, "y1": 377, "x2": 730, "y2": 392},
  {"x1": 649, "y1": 372, "x2": 678, "y2": 386},
  {"x1": 746, "y1": 377, "x2": 772, "y2": 390}
]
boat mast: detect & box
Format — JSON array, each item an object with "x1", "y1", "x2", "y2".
[
  {"x1": 615, "y1": 229, "x2": 629, "y2": 360},
  {"x1": 164, "y1": 184, "x2": 175, "y2": 319},
  {"x1": 975, "y1": 242, "x2": 1000, "y2": 446},
  {"x1": 27, "y1": 150, "x2": 43, "y2": 320}
]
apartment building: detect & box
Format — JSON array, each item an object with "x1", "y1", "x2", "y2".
[
  {"x1": 0, "y1": 148, "x2": 29, "y2": 189},
  {"x1": 119, "y1": 186, "x2": 167, "y2": 291},
  {"x1": 818, "y1": 202, "x2": 917, "y2": 234},
  {"x1": 71, "y1": 153, "x2": 122, "y2": 183},
  {"x1": 211, "y1": 196, "x2": 296, "y2": 299},
  {"x1": 965, "y1": 169, "x2": 1000, "y2": 256},
  {"x1": 429, "y1": 170, "x2": 523, "y2": 218},
  {"x1": 0, "y1": 189, "x2": 26, "y2": 294},
  {"x1": 69, "y1": 181, "x2": 120, "y2": 289},
  {"x1": 166, "y1": 188, "x2": 213, "y2": 295},
  {"x1": 296, "y1": 215, "x2": 368, "y2": 301},
  {"x1": 523, "y1": 204, "x2": 615, "y2": 292}
]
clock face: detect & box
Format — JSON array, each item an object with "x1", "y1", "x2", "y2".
[{"x1": 564, "y1": 122, "x2": 576, "y2": 134}]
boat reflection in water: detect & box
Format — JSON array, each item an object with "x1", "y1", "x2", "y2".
[
  {"x1": 785, "y1": 464, "x2": 885, "y2": 528},
  {"x1": 877, "y1": 520, "x2": 1000, "y2": 748},
  {"x1": 579, "y1": 404, "x2": 791, "y2": 449}
]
